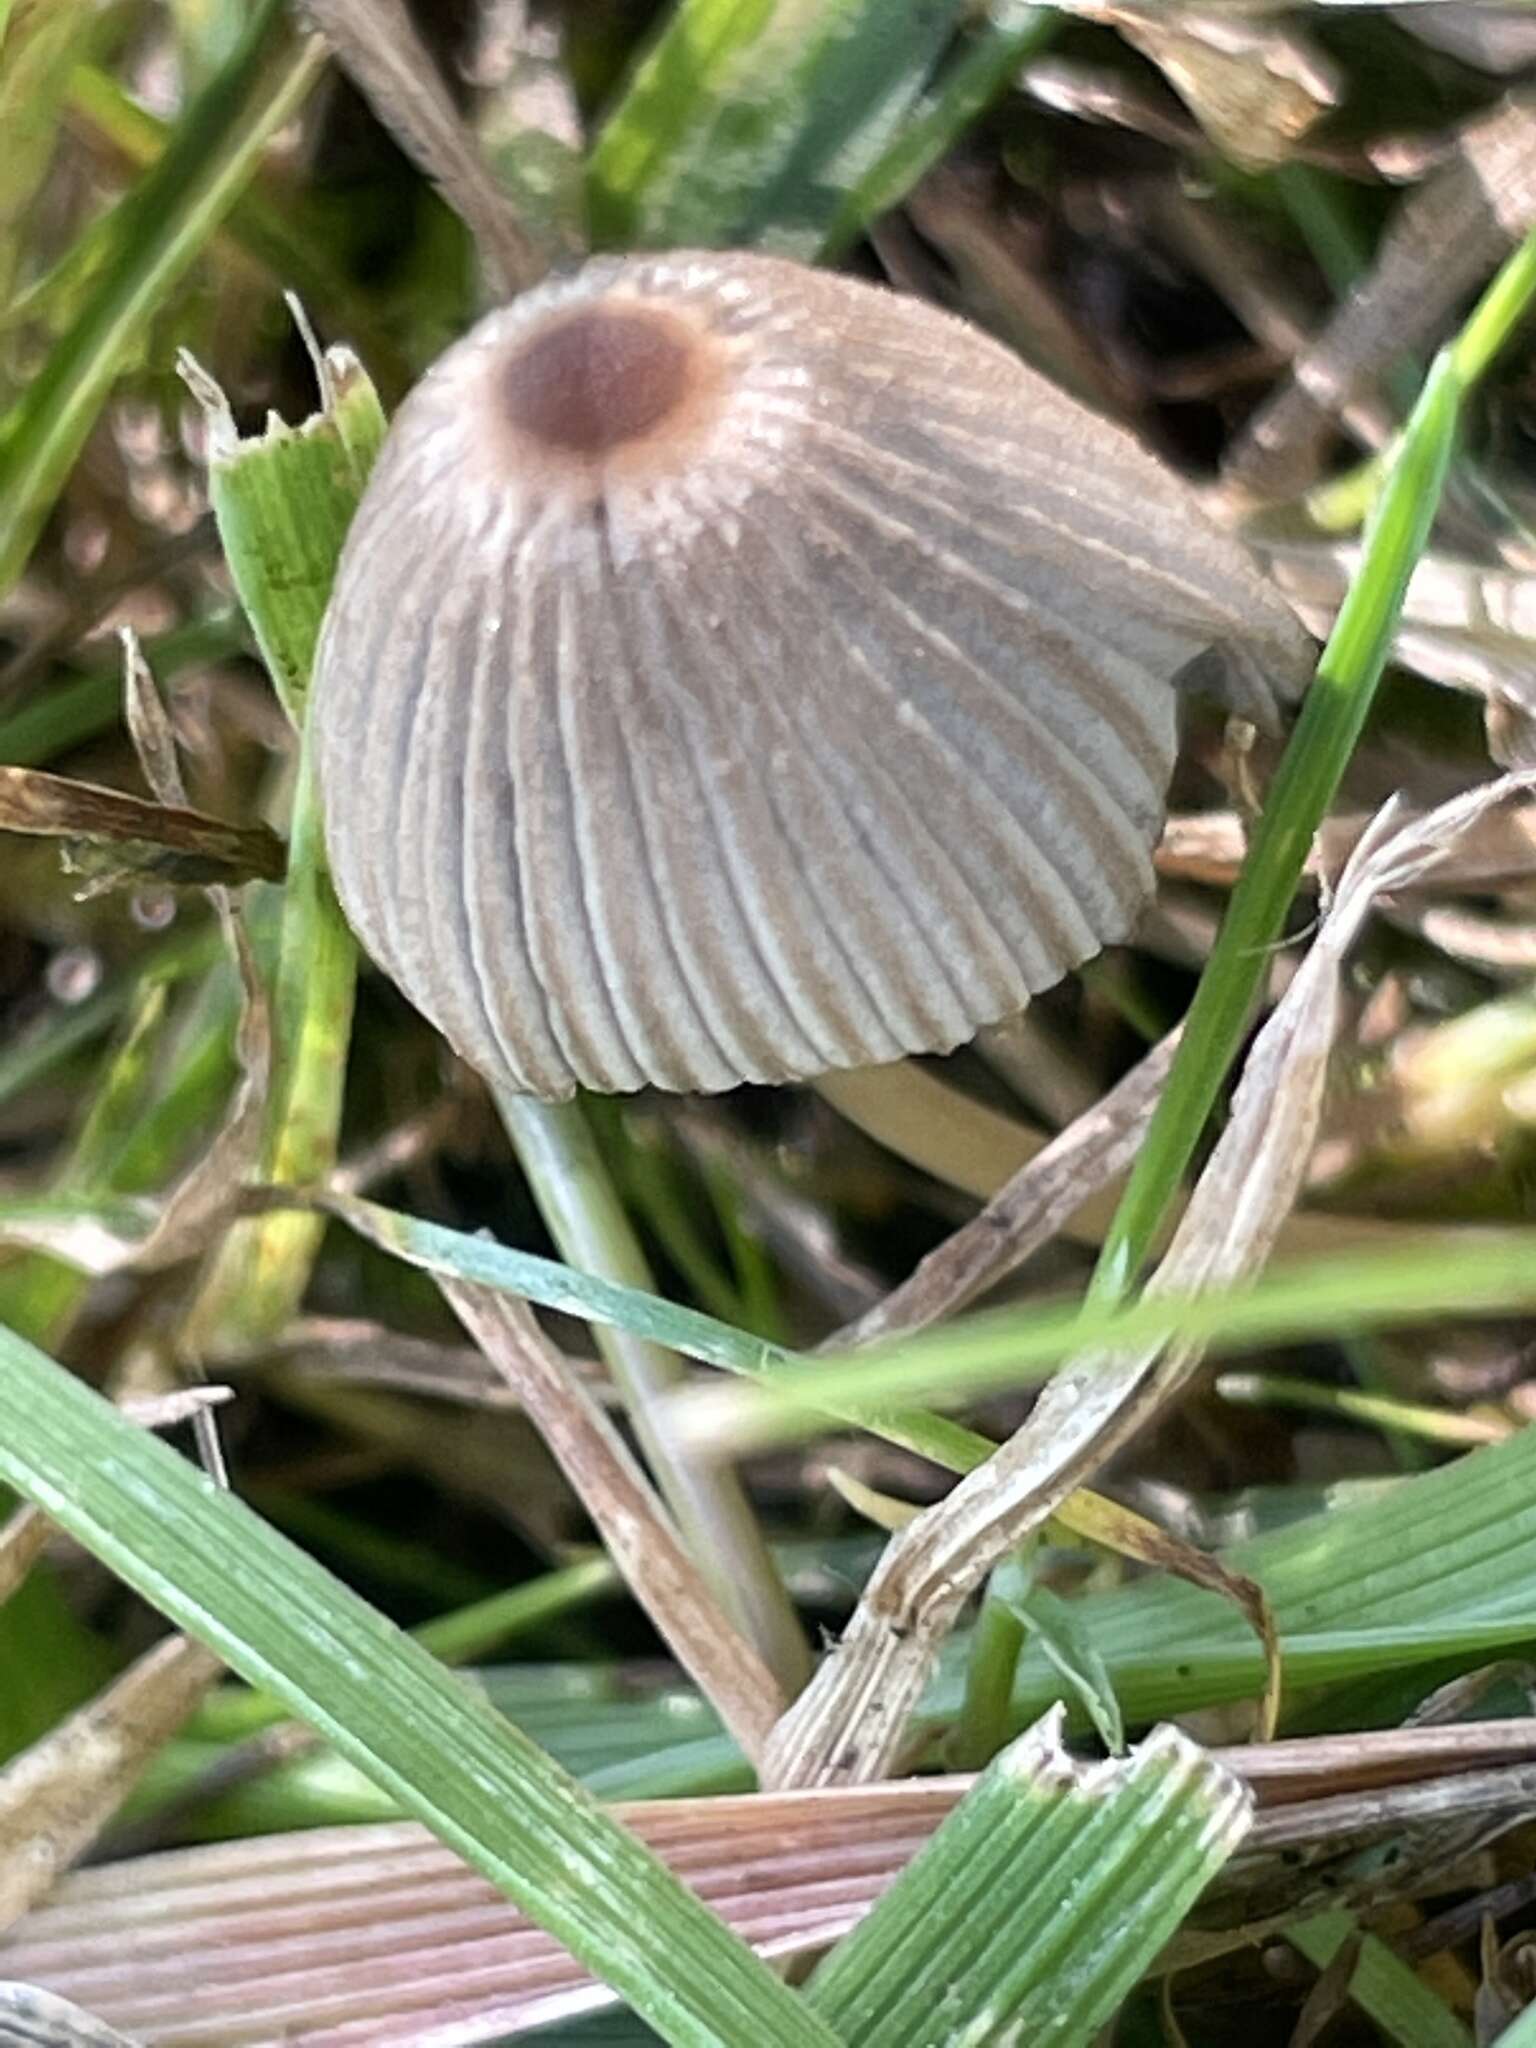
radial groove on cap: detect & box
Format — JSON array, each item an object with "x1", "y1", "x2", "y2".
[
  {"x1": 764, "y1": 503, "x2": 1094, "y2": 993},
  {"x1": 791, "y1": 472, "x2": 1159, "y2": 925},
  {"x1": 636, "y1": 552, "x2": 838, "y2": 1077},
  {"x1": 724, "y1": 523, "x2": 982, "y2": 1053},
  {"x1": 666, "y1": 525, "x2": 931, "y2": 1061},
  {"x1": 313, "y1": 249, "x2": 1313, "y2": 1098},
  {"x1": 572, "y1": 533, "x2": 738, "y2": 1091},
  {"x1": 474, "y1": 550, "x2": 569, "y2": 1094}
]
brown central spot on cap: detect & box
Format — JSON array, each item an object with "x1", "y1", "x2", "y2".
[{"x1": 501, "y1": 305, "x2": 695, "y2": 456}]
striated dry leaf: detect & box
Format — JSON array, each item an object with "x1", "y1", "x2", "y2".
[
  {"x1": 8, "y1": 1726, "x2": 1536, "y2": 2044},
  {"x1": 439, "y1": 1282, "x2": 785, "y2": 1763},
  {"x1": 761, "y1": 776, "x2": 1536, "y2": 1789},
  {"x1": 0, "y1": 1635, "x2": 223, "y2": 1933},
  {"x1": 0, "y1": 767, "x2": 285, "y2": 891}
]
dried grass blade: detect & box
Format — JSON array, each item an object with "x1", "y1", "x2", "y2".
[
  {"x1": 1225, "y1": 92, "x2": 1536, "y2": 498},
  {"x1": 300, "y1": 0, "x2": 549, "y2": 294},
  {"x1": 0, "y1": 1635, "x2": 223, "y2": 1932},
  {"x1": 0, "y1": 1508, "x2": 48, "y2": 1606},
  {"x1": 761, "y1": 775, "x2": 1536, "y2": 1788},
  {"x1": 832, "y1": 1028, "x2": 1181, "y2": 1348},
  {"x1": 0, "y1": 768, "x2": 284, "y2": 889},
  {"x1": 1106, "y1": 6, "x2": 1338, "y2": 170},
  {"x1": 439, "y1": 1281, "x2": 785, "y2": 1762},
  {"x1": 12, "y1": 1725, "x2": 1531, "y2": 2042}
]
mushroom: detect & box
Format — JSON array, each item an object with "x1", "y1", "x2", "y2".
[{"x1": 312, "y1": 250, "x2": 1312, "y2": 1099}]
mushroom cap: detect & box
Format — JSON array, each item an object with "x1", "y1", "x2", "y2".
[{"x1": 313, "y1": 250, "x2": 1311, "y2": 1099}]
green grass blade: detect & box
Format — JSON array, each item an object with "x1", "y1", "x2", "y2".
[
  {"x1": 499, "y1": 1092, "x2": 808, "y2": 1694},
  {"x1": 588, "y1": 0, "x2": 967, "y2": 257},
  {"x1": 1287, "y1": 1914, "x2": 1470, "y2": 2048},
  {"x1": 177, "y1": 345, "x2": 382, "y2": 1355},
  {"x1": 1490, "y1": 1999, "x2": 1536, "y2": 2048},
  {"x1": 0, "y1": 0, "x2": 324, "y2": 601},
  {"x1": 0, "y1": 615, "x2": 247, "y2": 772},
  {"x1": 0, "y1": 0, "x2": 112, "y2": 322},
  {"x1": 807, "y1": 1714, "x2": 1250, "y2": 2045},
  {"x1": 0, "y1": 1319, "x2": 839, "y2": 2048},
  {"x1": 1088, "y1": 224, "x2": 1536, "y2": 1307},
  {"x1": 60, "y1": 61, "x2": 413, "y2": 389},
  {"x1": 820, "y1": 3, "x2": 1056, "y2": 257},
  {"x1": 984, "y1": 1417, "x2": 1536, "y2": 1728},
  {"x1": 678, "y1": 1230, "x2": 1536, "y2": 1453},
  {"x1": 302, "y1": 1189, "x2": 794, "y2": 1376},
  {"x1": 185, "y1": 343, "x2": 386, "y2": 730}
]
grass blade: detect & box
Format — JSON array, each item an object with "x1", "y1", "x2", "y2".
[
  {"x1": 175, "y1": 338, "x2": 381, "y2": 1356},
  {"x1": 499, "y1": 1094, "x2": 808, "y2": 1694},
  {"x1": 674, "y1": 1229, "x2": 1536, "y2": 1455},
  {"x1": 806, "y1": 1712, "x2": 1250, "y2": 2045},
  {"x1": 0, "y1": 1319, "x2": 838, "y2": 2048},
  {"x1": 986, "y1": 1416, "x2": 1536, "y2": 1729},
  {"x1": 1088, "y1": 224, "x2": 1536, "y2": 1306},
  {"x1": 0, "y1": 0, "x2": 324, "y2": 600},
  {"x1": 1287, "y1": 1913, "x2": 1470, "y2": 2048},
  {"x1": 588, "y1": 0, "x2": 967, "y2": 257}
]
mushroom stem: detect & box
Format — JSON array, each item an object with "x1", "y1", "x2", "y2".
[{"x1": 496, "y1": 1089, "x2": 810, "y2": 1695}]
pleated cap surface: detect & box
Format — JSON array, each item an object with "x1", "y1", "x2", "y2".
[{"x1": 313, "y1": 251, "x2": 1311, "y2": 1098}]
